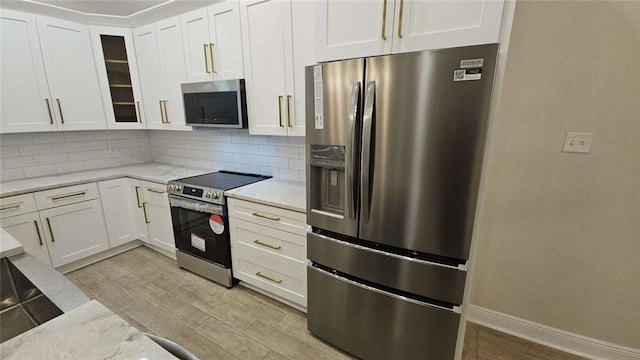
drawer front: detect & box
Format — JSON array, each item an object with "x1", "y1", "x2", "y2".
[
  {"x1": 230, "y1": 217, "x2": 306, "y2": 271},
  {"x1": 35, "y1": 183, "x2": 99, "y2": 210},
  {"x1": 0, "y1": 193, "x2": 37, "y2": 218},
  {"x1": 308, "y1": 265, "x2": 460, "y2": 360},
  {"x1": 141, "y1": 181, "x2": 169, "y2": 206},
  {"x1": 228, "y1": 198, "x2": 306, "y2": 236},
  {"x1": 232, "y1": 248, "x2": 306, "y2": 307}
]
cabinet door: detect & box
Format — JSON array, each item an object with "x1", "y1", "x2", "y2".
[
  {"x1": 240, "y1": 0, "x2": 290, "y2": 136},
  {"x1": 0, "y1": 213, "x2": 52, "y2": 267},
  {"x1": 133, "y1": 23, "x2": 165, "y2": 129},
  {"x1": 156, "y1": 16, "x2": 189, "y2": 130},
  {"x1": 181, "y1": 8, "x2": 214, "y2": 83},
  {"x1": 36, "y1": 16, "x2": 107, "y2": 130},
  {"x1": 289, "y1": 0, "x2": 315, "y2": 137},
  {"x1": 39, "y1": 199, "x2": 110, "y2": 268},
  {"x1": 208, "y1": 0, "x2": 244, "y2": 80},
  {"x1": 391, "y1": 0, "x2": 504, "y2": 53},
  {"x1": 98, "y1": 179, "x2": 137, "y2": 248},
  {"x1": 316, "y1": 0, "x2": 395, "y2": 62},
  {"x1": 127, "y1": 179, "x2": 149, "y2": 243},
  {"x1": 90, "y1": 26, "x2": 145, "y2": 129},
  {"x1": 144, "y1": 201, "x2": 175, "y2": 253},
  {"x1": 0, "y1": 10, "x2": 57, "y2": 133}
]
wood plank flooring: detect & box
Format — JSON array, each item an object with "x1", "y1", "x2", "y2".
[{"x1": 66, "y1": 246, "x2": 586, "y2": 360}]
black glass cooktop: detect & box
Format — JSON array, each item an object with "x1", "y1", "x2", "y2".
[{"x1": 176, "y1": 171, "x2": 271, "y2": 190}]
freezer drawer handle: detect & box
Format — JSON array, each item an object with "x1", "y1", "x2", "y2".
[
  {"x1": 256, "y1": 271, "x2": 282, "y2": 284},
  {"x1": 252, "y1": 212, "x2": 280, "y2": 222},
  {"x1": 253, "y1": 239, "x2": 281, "y2": 250}
]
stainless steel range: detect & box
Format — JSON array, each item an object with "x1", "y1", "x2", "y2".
[{"x1": 167, "y1": 171, "x2": 270, "y2": 287}]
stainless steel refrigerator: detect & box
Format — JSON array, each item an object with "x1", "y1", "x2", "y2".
[{"x1": 305, "y1": 44, "x2": 498, "y2": 360}]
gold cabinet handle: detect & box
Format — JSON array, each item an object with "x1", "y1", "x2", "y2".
[
  {"x1": 277, "y1": 96, "x2": 283, "y2": 127},
  {"x1": 34, "y1": 221, "x2": 43, "y2": 246},
  {"x1": 209, "y1": 43, "x2": 216, "y2": 74},
  {"x1": 159, "y1": 100, "x2": 165, "y2": 123},
  {"x1": 146, "y1": 187, "x2": 165, "y2": 194},
  {"x1": 142, "y1": 202, "x2": 150, "y2": 224},
  {"x1": 397, "y1": 0, "x2": 405, "y2": 38},
  {"x1": 381, "y1": 0, "x2": 388, "y2": 40},
  {"x1": 136, "y1": 101, "x2": 142, "y2": 123},
  {"x1": 204, "y1": 43, "x2": 211, "y2": 73},
  {"x1": 46, "y1": 217, "x2": 55, "y2": 243},
  {"x1": 252, "y1": 212, "x2": 280, "y2": 221},
  {"x1": 254, "y1": 239, "x2": 281, "y2": 250},
  {"x1": 45, "y1": 98, "x2": 54, "y2": 124},
  {"x1": 163, "y1": 100, "x2": 170, "y2": 123},
  {"x1": 0, "y1": 203, "x2": 21, "y2": 211},
  {"x1": 134, "y1": 186, "x2": 142, "y2": 208},
  {"x1": 286, "y1": 95, "x2": 292, "y2": 128},
  {"x1": 56, "y1": 98, "x2": 65, "y2": 124},
  {"x1": 51, "y1": 191, "x2": 87, "y2": 201},
  {"x1": 256, "y1": 271, "x2": 282, "y2": 284}
]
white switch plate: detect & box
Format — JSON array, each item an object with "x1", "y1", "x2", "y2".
[{"x1": 563, "y1": 132, "x2": 593, "y2": 153}]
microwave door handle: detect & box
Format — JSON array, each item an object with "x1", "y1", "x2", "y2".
[
  {"x1": 200, "y1": 105, "x2": 205, "y2": 121},
  {"x1": 347, "y1": 81, "x2": 360, "y2": 220},
  {"x1": 361, "y1": 81, "x2": 375, "y2": 224}
]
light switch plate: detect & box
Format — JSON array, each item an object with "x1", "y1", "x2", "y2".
[{"x1": 563, "y1": 132, "x2": 593, "y2": 153}]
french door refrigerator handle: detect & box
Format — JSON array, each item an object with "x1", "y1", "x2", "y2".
[
  {"x1": 360, "y1": 81, "x2": 375, "y2": 223},
  {"x1": 347, "y1": 81, "x2": 360, "y2": 220}
]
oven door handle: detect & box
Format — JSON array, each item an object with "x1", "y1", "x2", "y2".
[{"x1": 169, "y1": 195, "x2": 224, "y2": 215}]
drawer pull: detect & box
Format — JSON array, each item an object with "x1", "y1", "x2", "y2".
[
  {"x1": 0, "y1": 203, "x2": 21, "y2": 211},
  {"x1": 256, "y1": 271, "x2": 282, "y2": 284},
  {"x1": 51, "y1": 191, "x2": 87, "y2": 201},
  {"x1": 253, "y1": 239, "x2": 281, "y2": 250},
  {"x1": 46, "y1": 217, "x2": 55, "y2": 243},
  {"x1": 142, "y1": 202, "x2": 150, "y2": 224},
  {"x1": 135, "y1": 186, "x2": 142, "y2": 208},
  {"x1": 34, "y1": 221, "x2": 43, "y2": 246},
  {"x1": 146, "y1": 188, "x2": 165, "y2": 194},
  {"x1": 252, "y1": 212, "x2": 280, "y2": 221}
]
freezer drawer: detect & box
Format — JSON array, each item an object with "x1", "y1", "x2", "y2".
[
  {"x1": 308, "y1": 265, "x2": 460, "y2": 360},
  {"x1": 307, "y1": 231, "x2": 467, "y2": 305}
]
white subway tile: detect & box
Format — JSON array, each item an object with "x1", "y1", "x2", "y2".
[
  {"x1": 0, "y1": 168, "x2": 24, "y2": 182},
  {"x1": 267, "y1": 136, "x2": 289, "y2": 145},
  {"x1": 249, "y1": 155, "x2": 270, "y2": 166},
  {"x1": 69, "y1": 151, "x2": 97, "y2": 161},
  {"x1": 64, "y1": 131, "x2": 94, "y2": 142},
  {"x1": 258, "y1": 145, "x2": 278, "y2": 156},
  {"x1": 23, "y1": 164, "x2": 57, "y2": 178},
  {"x1": 249, "y1": 136, "x2": 269, "y2": 145},
  {"x1": 51, "y1": 142, "x2": 82, "y2": 153},
  {"x1": 269, "y1": 157, "x2": 288, "y2": 168},
  {"x1": 81, "y1": 141, "x2": 107, "y2": 151},
  {"x1": 233, "y1": 153, "x2": 251, "y2": 164},
  {"x1": 0, "y1": 146, "x2": 20, "y2": 158},
  {"x1": 0, "y1": 133, "x2": 33, "y2": 146},
  {"x1": 31, "y1": 132, "x2": 66, "y2": 144},
  {"x1": 279, "y1": 168, "x2": 299, "y2": 180},
  {"x1": 4, "y1": 156, "x2": 38, "y2": 168},
  {"x1": 259, "y1": 166, "x2": 277, "y2": 176},
  {"x1": 18, "y1": 144, "x2": 52, "y2": 155},
  {"x1": 289, "y1": 158, "x2": 305, "y2": 170},
  {"x1": 288, "y1": 137, "x2": 305, "y2": 146},
  {"x1": 56, "y1": 161, "x2": 86, "y2": 174},
  {"x1": 231, "y1": 133, "x2": 249, "y2": 143},
  {"x1": 278, "y1": 146, "x2": 299, "y2": 158},
  {"x1": 107, "y1": 139, "x2": 130, "y2": 148},
  {"x1": 216, "y1": 133, "x2": 232, "y2": 143},
  {"x1": 39, "y1": 153, "x2": 70, "y2": 164}
]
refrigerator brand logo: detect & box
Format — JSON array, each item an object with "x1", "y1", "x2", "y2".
[{"x1": 460, "y1": 58, "x2": 484, "y2": 68}]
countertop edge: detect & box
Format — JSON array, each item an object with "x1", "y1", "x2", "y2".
[{"x1": 225, "y1": 192, "x2": 306, "y2": 213}]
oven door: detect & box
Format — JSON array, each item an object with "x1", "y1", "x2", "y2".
[{"x1": 169, "y1": 195, "x2": 231, "y2": 268}]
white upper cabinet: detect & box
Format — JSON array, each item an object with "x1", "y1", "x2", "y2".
[
  {"x1": 36, "y1": 16, "x2": 107, "y2": 130},
  {"x1": 391, "y1": 0, "x2": 504, "y2": 53},
  {"x1": 181, "y1": 1, "x2": 244, "y2": 83},
  {"x1": 316, "y1": 0, "x2": 504, "y2": 62},
  {"x1": 240, "y1": 0, "x2": 312, "y2": 136},
  {"x1": 90, "y1": 26, "x2": 145, "y2": 129},
  {"x1": 316, "y1": 0, "x2": 394, "y2": 62},
  {"x1": 133, "y1": 17, "x2": 190, "y2": 131},
  {"x1": 0, "y1": 10, "x2": 57, "y2": 133}
]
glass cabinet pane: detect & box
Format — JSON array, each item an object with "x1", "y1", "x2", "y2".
[{"x1": 100, "y1": 35, "x2": 137, "y2": 123}]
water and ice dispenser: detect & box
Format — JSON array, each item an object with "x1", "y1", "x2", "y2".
[{"x1": 309, "y1": 144, "x2": 346, "y2": 217}]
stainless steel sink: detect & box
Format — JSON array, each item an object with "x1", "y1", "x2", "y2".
[{"x1": 0, "y1": 258, "x2": 63, "y2": 343}]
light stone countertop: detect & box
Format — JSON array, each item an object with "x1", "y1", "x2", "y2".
[
  {"x1": 0, "y1": 300, "x2": 177, "y2": 359},
  {"x1": 0, "y1": 228, "x2": 23, "y2": 258},
  {"x1": 225, "y1": 178, "x2": 306, "y2": 213},
  {"x1": 0, "y1": 162, "x2": 209, "y2": 198}
]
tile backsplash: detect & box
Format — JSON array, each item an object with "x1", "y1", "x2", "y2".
[
  {"x1": 0, "y1": 131, "x2": 151, "y2": 182},
  {"x1": 0, "y1": 129, "x2": 306, "y2": 183},
  {"x1": 149, "y1": 129, "x2": 306, "y2": 181}
]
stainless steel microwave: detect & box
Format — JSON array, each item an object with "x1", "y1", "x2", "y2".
[{"x1": 181, "y1": 80, "x2": 248, "y2": 128}]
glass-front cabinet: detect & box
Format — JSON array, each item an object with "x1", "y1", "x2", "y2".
[{"x1": 90, "y1": 26, "x2": 145, "y2": 129}]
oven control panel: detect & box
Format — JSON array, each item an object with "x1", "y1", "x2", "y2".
[{"x1": 167, "y1": 182, "x2": 225, "y2": 205}]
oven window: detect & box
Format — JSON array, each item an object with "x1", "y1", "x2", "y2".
[
  {"x1": 171, "y1": 206, "x2": 231, "y2": 268},
  {"x1": 183, "y1": 91, "x2": 239, "y2": 125}
]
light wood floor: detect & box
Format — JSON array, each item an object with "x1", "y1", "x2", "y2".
[{"x1": 66, "y1": 246, "x2": 586, "y2": 360}]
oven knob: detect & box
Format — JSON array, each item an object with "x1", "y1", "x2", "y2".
[
  {"x1": 175, "y1": 185, "x2": 182, "y2": 192},
  {"x1": 205, "y1": 191, "x2": 212, "y2": 199},
  {"x1": 168, "y1": 185, "x2": 175, "y2": 192},
  {"x1": 213, "y1": 192, "x2": 220, "y2": 199}
]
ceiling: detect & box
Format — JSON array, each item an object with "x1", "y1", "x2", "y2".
[{"x1": 28, "y1": 0, "x2": 172, "y2": 17}]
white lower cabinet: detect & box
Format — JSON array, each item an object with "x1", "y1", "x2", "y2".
[
  {"x1": 38, "y1": 199, "x2": 109, "y2": 267},
  {"x1": 229, "y1": 198, "x2": 307, "y2": 309},
  {"x1": 98, "y1": 178, "x2": 139, "y2": 247},
  {"x1": 0, "y1": 212, "x2": 52, "y2": 266},
  {"x1": 128, "y1": 179, "x2": 150, "y2": 244},
  {"x1": 140, "y1": 180, "x2": 175, "y2": 253}
]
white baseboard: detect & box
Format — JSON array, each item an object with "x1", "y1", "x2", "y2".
[{"x1": 467, "y1": 305, "x2": 640, "y2": 360}]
